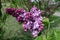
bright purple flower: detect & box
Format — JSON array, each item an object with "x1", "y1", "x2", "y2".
[
  {"x1": 24, "y1": 12, "x2": 34, "y2": 21},
  {"x1": 23, "y1": 21, "x2": 33, "y2": 31},
  {"x1": 16, "y1": 15, "x2": 24, "y2": 22},
  {"x1": 30, "y1": 5, "x2": 38, "y2": 13},
  {"x1": 30, "y1": 6, "x2": 41, "y2": 14},
  {"x1": 30, "y1": 6, "x2": 42, "y2": 21},
  {"x1": 23, "y1": 18, "x2": 43, "y2": 37},
  {"x1": 32, "y1": 30, "x2": 39, "y2": 37},
  {"x1": 15, "y1": 8, "x2": 26, "y2": 22},
  {"x1": 38, "y1": 25, "x2": 44, "y2": 31},
  {"x1": 23, "y1": 22, "x2": 28, "y2": 31},
  {"x1": 12, "y1": 8, "x2": 26, "y2": 17},
  {"x1": 33, "y1": 21, "x2": 39, "y2": 29}
]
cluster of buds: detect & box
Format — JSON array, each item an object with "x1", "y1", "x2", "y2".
[{"x1": 6, "y1": 6, "x2": 44, "y2": 37}]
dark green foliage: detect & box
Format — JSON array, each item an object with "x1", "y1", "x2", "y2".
[{"x1": 0, "y1": 0, "x2": 2, "y2": 17}]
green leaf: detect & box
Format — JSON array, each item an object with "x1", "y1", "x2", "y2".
[
  {"x1": 35, "y1": 36, "x2": 43, "y2": 40},
  {"x1": 43, "y1": 17, "x2": 49, "y2": 27}
]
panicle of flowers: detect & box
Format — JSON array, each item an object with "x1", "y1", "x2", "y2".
[{"x1": 6, "y1": 6, "x2": 44, "y2": 37}]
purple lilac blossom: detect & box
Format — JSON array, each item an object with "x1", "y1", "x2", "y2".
[
  {"x1": 13, "y1": 8, "x2": 26, "y2": 17},
  {"x1": 32, "y1": 30, "x2": 39, "y2": 37},
  {"x1": 16, "y1": 8, "x2": 26, "y2": 22},
  {"x1": 23, "y1": 6, "x2": 43, "y2": 37},
  {"x1": 6, "y1": 6, "x2": 43, "y2": 37},
  {"x1": 23, "y1": 12, "x2": 34, "y2": 22}
]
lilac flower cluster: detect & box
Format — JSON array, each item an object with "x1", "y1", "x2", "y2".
[
  {"x1": 6, "y1": 8, "x2": 26, "y2": 22},
  {"x1": 6, "y1": 6, "x2": 43, "y2": 37}
]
